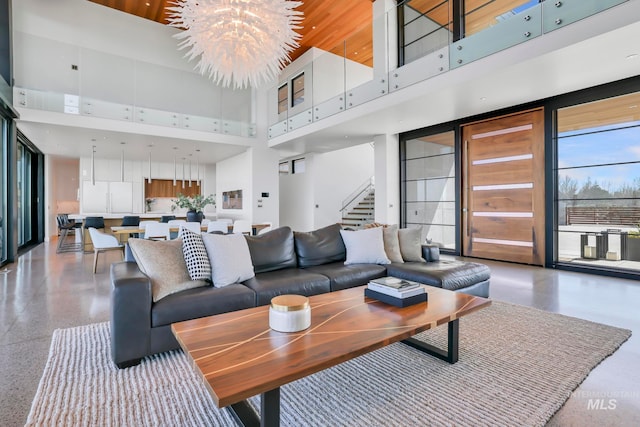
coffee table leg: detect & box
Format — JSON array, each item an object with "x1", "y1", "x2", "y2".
[
  {"x1": 229, "y1": 387, "x2": 280, "y2": 427},
  {"x1": 401, "y1": 319, "x2": 459, "y2": 364}
]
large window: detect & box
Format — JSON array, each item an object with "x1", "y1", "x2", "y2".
[
  {"x1": 556, "y1": 91, "x2": 640, "y2": 271},
  {"x1": 402, "y1": 131, "x2": 456, "y2": 249},
  {"x1": 0, "y1": 117, "x2": 6, "y2": 264},
  {"x1": 17, "y1": 142, "x2": 33, "y2": 246}
]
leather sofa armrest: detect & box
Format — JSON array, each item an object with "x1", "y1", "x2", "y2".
[
  {"x1": 421, "y1": 244, "x2": 440, "y2": 262},
  {"x1": 110, "y1": 262, "x2": 152, "y2": 368}
]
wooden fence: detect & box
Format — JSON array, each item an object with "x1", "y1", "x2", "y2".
[{"x1": 566, "y1": 206, "x2": 640, "y2": 226}]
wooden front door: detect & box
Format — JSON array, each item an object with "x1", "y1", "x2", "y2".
[{"x1": 462, "y1": 109, "x2": 545, "y2": 265}]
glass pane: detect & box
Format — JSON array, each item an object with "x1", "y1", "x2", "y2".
[
  {"x1": 292, "y1": 74, "x2": 305, "y2": 107},
  {"x1": 403, "y1": 130, "x2": 457, "y2": 249},
  {"x1": 464, "y1": 0, "x2": 539, "y2": 36},
  {"x1": 405, "y1": 154, "x2": 455, "y2": 180},
  {"x1": 0, "y1": 118, "x2": 6, "y2": 263},
  {"x1": 556, "y1": 90, "x2": 640, "y2": 272},
  {"x1": 405, "y1": 133, "x2": 455, "y2": 159},
  {"x1": 402, "y1": 0, "x2": 451, "y2": 64}
]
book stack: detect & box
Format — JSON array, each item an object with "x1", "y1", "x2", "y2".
[{"x1": 365, "y1": 277, "x2": 428, "y2": 307}]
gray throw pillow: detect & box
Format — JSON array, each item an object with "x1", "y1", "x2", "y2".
[
  {"x1": 339, "y1": 227, "x2": 390, "y2": 265},
  {"x1": 398, "y1": 227, "x2": 425, "y2": 262},
  {"x1": 128, "y1": 238, "x2": 209, "y2": 302},
  {"x1": 201, "y1": 233, "x2": 255, "y2": 287},
  {"x1": 382, "y1": 224, "x2": 404, "y2": 263}
]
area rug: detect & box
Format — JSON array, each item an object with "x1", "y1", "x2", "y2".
[{"x1": 26, "y1": 301, "x2": 630, "y2": 427}]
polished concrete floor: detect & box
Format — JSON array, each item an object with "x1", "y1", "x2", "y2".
[{"x1": 1, "y1": 242, "x2": 639, "y2": 426}]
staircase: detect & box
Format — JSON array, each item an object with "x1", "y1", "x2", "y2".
[{"x1": 341, "y1": 190, "x2": 375, "y2": 228}]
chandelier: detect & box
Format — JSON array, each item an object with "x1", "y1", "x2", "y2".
[{"x1": 168, "y1": 0, "x2": 303, "y2": 89}]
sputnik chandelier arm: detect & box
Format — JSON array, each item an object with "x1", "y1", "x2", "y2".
[{"x1": 167, "y1": 0, "x2": 304, "y2": 89}]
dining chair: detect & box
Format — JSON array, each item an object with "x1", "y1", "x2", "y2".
[
  {"x1": 87, "y1": 227, "x2": 124, "y2": 273},
  {"x1": 179, "y1": 222, "x2": 202, "y2": 236},
  {"x1": 160, "y1": 215, "x2": 176, "y2": 223},
  {"x1": 257, "y1": 223, "x2": 273, "y2": 235},
  {"x1": 144, "y1": 222, "x2": 171, "y2": 240},
  {"x1": 232, "y1": 220, "x2": 252, "y2": 235},
  {"x1": 206, "y1": 221, "x2": 229, "y2": 234}
]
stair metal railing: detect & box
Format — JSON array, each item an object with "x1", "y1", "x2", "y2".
[{"x1": 340, "y1": 177, "x2": 375, "y2": 217}]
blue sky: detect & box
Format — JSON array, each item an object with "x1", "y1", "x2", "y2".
[{"x1": 558, "y1": 121, "x2": 640, "y2": 191}]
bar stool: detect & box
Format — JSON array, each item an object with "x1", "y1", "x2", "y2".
[
  {"x1": 56, "y1": 215, "x2": 82, "y2": 253},
  {"x1": 121, "y1": 215, "x2": 141, "y2": 238},
  {"x1": 161, "y1": 215, "x2": 176, "y2": 223}
]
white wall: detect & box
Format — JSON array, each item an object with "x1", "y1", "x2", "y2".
[
  {"x1": 12, "y1": 0, "x2": 252, "y2": 121},
  {"x1": 312, "y1": 143, "x2": 375, "y2": 229},
  {"x1": 374, "y1": 133, "x2": 400, "y2": 225},
  {"x1": 279, "y1": 143, "x2": 375, "y2": 232},
  {"x1": 250, "y1": 146, "x2": 280, "y2": 228},
  {"x1": 215, "y1": 150, "x2": 252, "y2": 222},
  {"x1": 279, "y1": 154, "x2": 315, "y2": 231}
]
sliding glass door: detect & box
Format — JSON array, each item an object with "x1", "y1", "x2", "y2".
[
  {"x1": 17, "y1": 141, "x2": 34, "y2": 247},
  {"x1": 555, "y1": 91, "x2": 640, "y2": 272},
  {"x1": 0, "y1": 117, "x2": 6, "y2": 264}
]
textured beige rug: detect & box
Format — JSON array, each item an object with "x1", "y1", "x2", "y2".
[{"x1": 26, "y1": 301, "x2": 630, "y2": 427}]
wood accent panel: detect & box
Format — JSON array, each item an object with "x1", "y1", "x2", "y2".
[
  {"x1": 466, "y1": 241, "x2": 534, "y2": 264},
  {"x1": 172, "y1": 285, "x2": 490, "y2": 408},
  {"x1": 462, "y1": 108, "x2": 545, "y2": 266},
  {"x1": 471, "y1": 188, "x2": 534, "y2": 212},
  {"x1": 145, "y1": 179, "x2": 200, "y2": 198},
  {"x1": 558, "y1": 91, "x2": 640, "y2": 133},
  {"x1": 471, "y1": 160, "x2": 534, "y2": 186},
  {"x1": 470, "y1": 133, "x2": 532, "y2": 160},
  {"x1": 471, "y1": 217, "x2": 534, "y2": 242},
  {"x1": 89, "y1": 0, "x2": 374, "y2": 67}
]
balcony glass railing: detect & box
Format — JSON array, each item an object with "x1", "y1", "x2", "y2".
[
  {"x1": 15, "y1": 87, "x2": 256, "y2": 138},
  {"x1": 268, "y1": 0, "x2": 628, "y2": 139}
]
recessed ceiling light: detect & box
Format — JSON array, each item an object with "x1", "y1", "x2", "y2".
[
  {"x1": 626, "y1": 54, "x2": 638, "y2": 60},
  {"x1": 145, "y1": 2, "x2": 150, "y2": 6},
  {"x1": 480, "y1": 97, "x2": 487, "y2": 101},
  {"x1": 344, "y1": 135, "x2": 349, "y2": 139},
  {"x1": 312, "y1": 26, "x2": 316, "y2": 30}
]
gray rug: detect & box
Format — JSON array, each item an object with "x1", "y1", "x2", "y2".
[{"x1": 26, "y1": 301, "x2": 630, "y2": 427}]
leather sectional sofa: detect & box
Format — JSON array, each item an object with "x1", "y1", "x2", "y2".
[{"x1": 110, "y1": 223, "x2": 490, "y2": 368}]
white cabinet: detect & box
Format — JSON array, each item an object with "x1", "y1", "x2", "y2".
[{"x1": 82, "y1": 181, "x2": 133, "y2": 213}]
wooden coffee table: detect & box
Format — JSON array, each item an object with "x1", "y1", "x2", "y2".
[{"x1": 172, "y1": 285, "x2": 491, "y2": 426}]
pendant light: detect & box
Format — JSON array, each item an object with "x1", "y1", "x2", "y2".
[
  {"x1": 173, "y1": 147, "x2": 178, "y2": 186},
  {"x1": 147, "y1": 144, "x2": 153, "y2": 184},
  {"x1": 188, "y1": 156, "x2": 192, "y2": 187},
  {"x1": 120, "y1": 142, "x2": 126, "y2": 182},
  {"x1": 196, "y1": 149, "x2": 201, "y2": 186},
  {"x1": 90, "y1": 143, "x2": 96, "y2": 185},
  {"x1": 182, "y1": 157, "x2": 186, "y2": 189}
]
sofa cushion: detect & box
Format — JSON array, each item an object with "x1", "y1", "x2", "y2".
[
  {"x1": 294, "y1": 223, "x2": 346, "y2": 267},
  {"x1": 305, "y1": 261, "x2": 387, "y2": 292},
  {"x1": 382, "y1": 224, "x2": 404, "y2": 263},
  {"x1": 243, "y1": 269, "x2": 331, "y2": 306},
  {"x1": 128, "y1": 238, "x2": 209, "y2": 302},
  {"x1": 245, "y1": 226, "x2": 297, "y2": 274},
  {"x1": 180, "y1": 228, "x2": 212, "y2": 281},
  {"x1": 398, "y1": 227, "x2": 425, "y2": 262},
  {"x1": 202, "y1": 233, "x2": 255, "y2": 287},
  {"x1": 151, "y1": 284, "x2": 256, "y2": 327},
  {"x1": 385, "y1": 260, "x2": 490, "y2": 291},
  {"x1": 340, "y1": 227, "x2": 390, "y2": 265}
]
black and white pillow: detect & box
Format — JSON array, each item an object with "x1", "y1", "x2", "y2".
[{"x1": 180, "y1": 228, "x2": 212, "y2": 281}]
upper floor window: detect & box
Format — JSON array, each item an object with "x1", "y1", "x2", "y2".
[
  {"x1": 292, "y1": 73, "x2": 305, "y2": 107},
  {"x1": 292, "y1": 158, "x2": 306, "y2": 174},
  {"x1": 279, "y1": 161, "x2": 290, "y2": 174},
  {"x1": 278, "y1": 84, "x2": 288, "y2": 114}
]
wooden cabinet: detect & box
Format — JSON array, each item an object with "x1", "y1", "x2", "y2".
[{"x1": 145, "y1": 179, "x2": 200, "y2": 198}]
